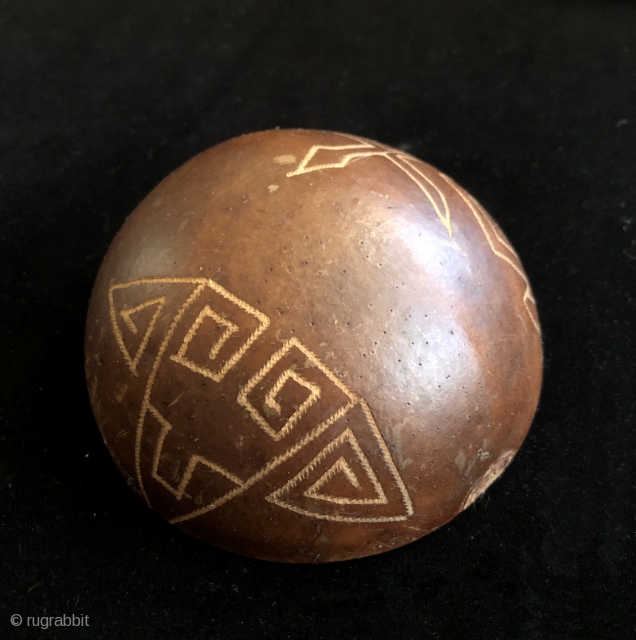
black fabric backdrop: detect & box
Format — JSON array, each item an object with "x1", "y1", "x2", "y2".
[{"x1": 1, "y1": 1, "x2": 635, "y2": 638}]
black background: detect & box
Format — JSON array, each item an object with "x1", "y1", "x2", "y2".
[{"x1": 1, "y1": 1, "x2": 635, "y2": 638}]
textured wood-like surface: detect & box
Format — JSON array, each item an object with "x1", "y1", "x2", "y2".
[{"x1": 85, "y1": 129, "x2": 542, "y2": 562}]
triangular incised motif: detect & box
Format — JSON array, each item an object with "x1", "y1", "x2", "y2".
[
  {"x1": 269, "y1": 428, "x2": 388, "y2": 511},
  {"x1": 120, "y1": 297, "x2": 163, "y2": 335},
  {"x1": 266, "y1": 401, "x2": 413, "y2": 523},
  {"x1": 108, "y1": 277, "x2": 207, "y2": 377},
  {"x1": 304, "y1": 448, "x2": 387, "y2": 505},
  {"x1": 116, "y1": 296, "x2": 165, "y2": 371}
]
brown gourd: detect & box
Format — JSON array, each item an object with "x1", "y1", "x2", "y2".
[{"x1": 85, "y1": 129, "x2": 543, "y2": 562}]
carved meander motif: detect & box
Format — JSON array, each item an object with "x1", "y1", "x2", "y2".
[
  {"x1": 106, "y1": 137, "x2": 535, "y2": 528},
  {"x1": 108, "y1": 277, "x2": 414, "y2": 525}
]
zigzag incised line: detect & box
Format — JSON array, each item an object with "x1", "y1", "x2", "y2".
[
  {"x1": 286, "y1": 138, "x2": 453, "y2": 236},
  {"x1": 285, "y1": 134, "x2": 539, "y2": 333}
]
